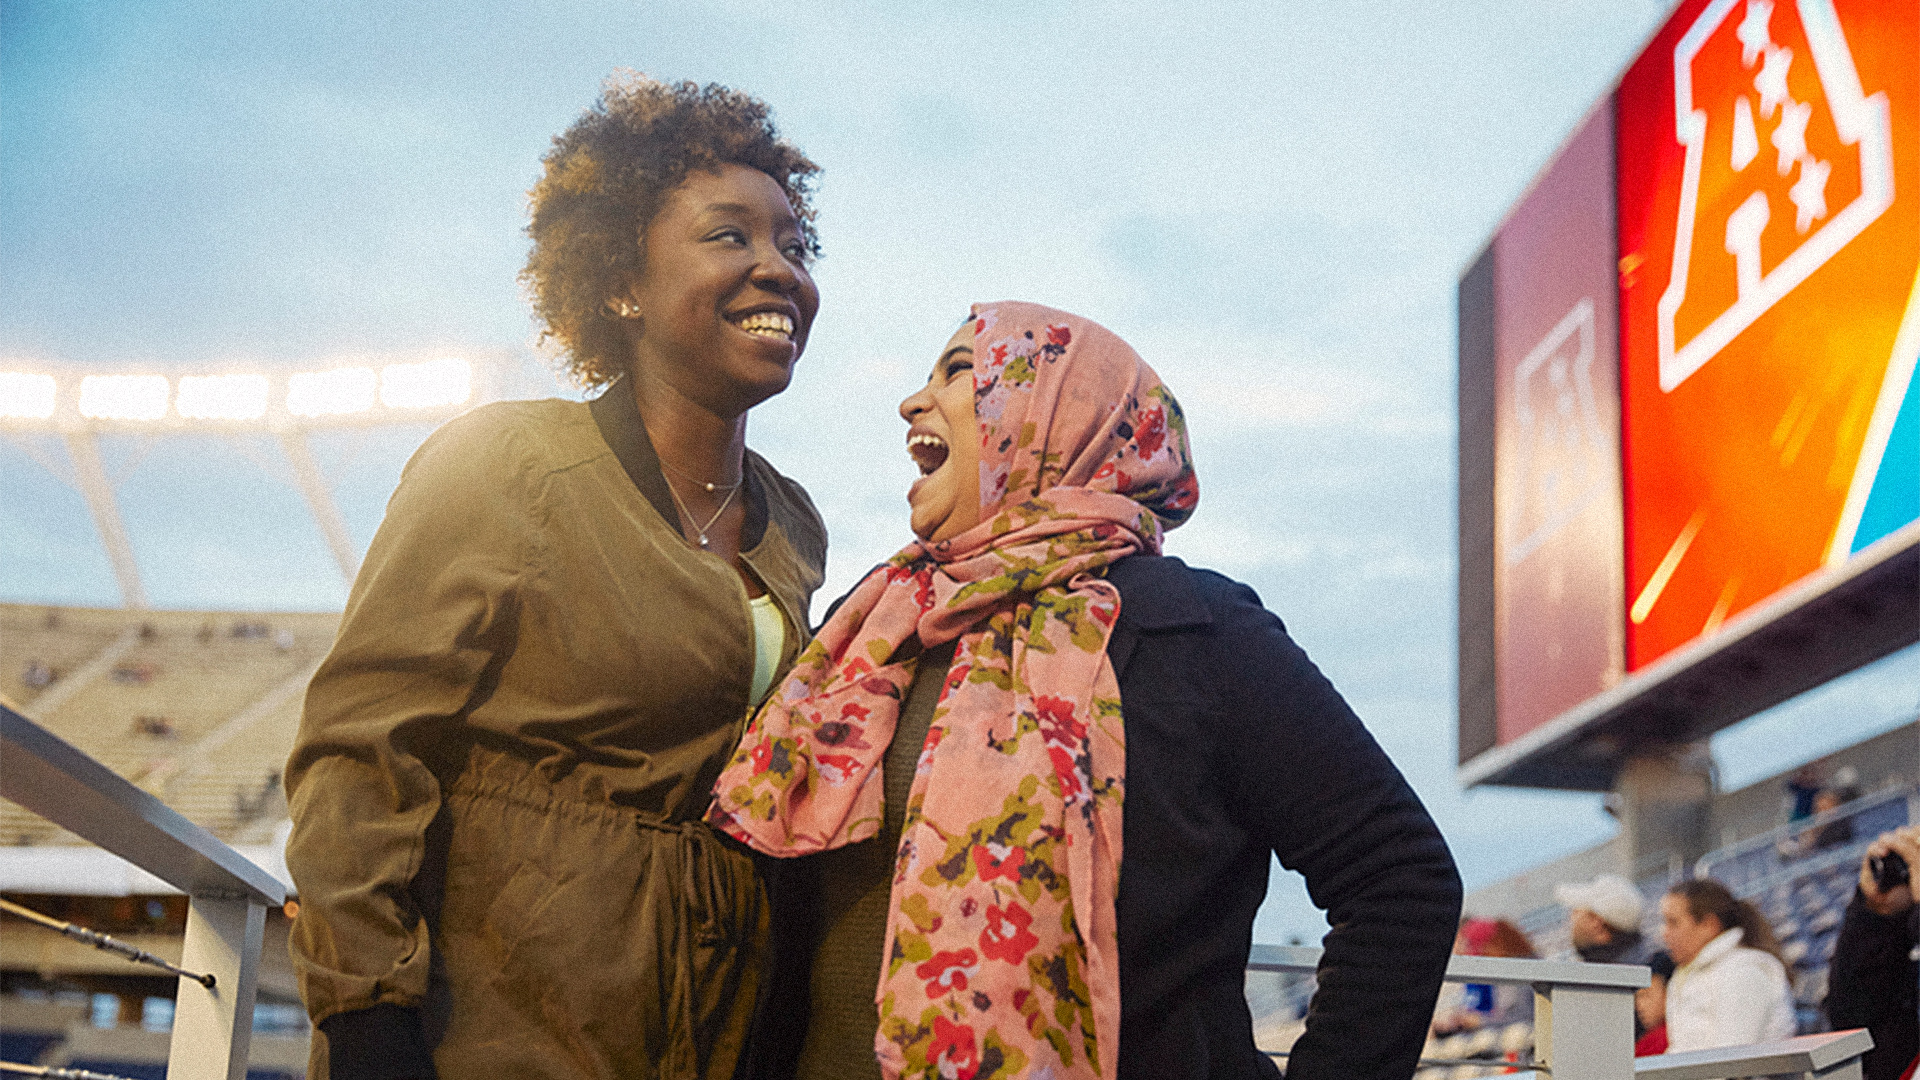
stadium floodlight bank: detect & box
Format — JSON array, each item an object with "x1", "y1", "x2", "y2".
[
  {"x1": 0, "y1": 356, "x2": 493, "y2": 432},
  {"x1": 1456, "y1": 0, "x2": 1920, "y2": 792},
  {"x1": 0, "y1": 352, "x2": 520, "y2": 606}
]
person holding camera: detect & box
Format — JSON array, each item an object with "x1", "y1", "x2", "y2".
[{"x1": 1828, "y1": 825, "x2": 1919, "y2": 1080}]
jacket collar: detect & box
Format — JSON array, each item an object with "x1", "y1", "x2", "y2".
[
  {"x1": 1104, "y1": 555, "x2": 1211, "y2": 677},
  {"x1": 589, "y1": 374, "x2": 768, "y2": 550},
  {"x1": 1685, "y1": 926, "x2": 1745, "y2": 972}
]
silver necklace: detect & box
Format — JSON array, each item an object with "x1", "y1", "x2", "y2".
[
  {"x1": 662, "y1": 472, "x2": 741, "y2": 549},
  {"x1": 658, "y1": 455, "x2": 743, "y2": 495}
]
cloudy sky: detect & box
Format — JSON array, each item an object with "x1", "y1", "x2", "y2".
[{"x1": 5, "y1": 0, "x2": 1914, "y2": 940}]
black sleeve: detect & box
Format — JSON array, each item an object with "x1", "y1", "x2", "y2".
[
  {"x1": 1826, "y1": 894, "x2": 1918, "y2": 1080},
  {"x1": 1208, "y1": 575, "x2": 1462, "y2": 1080},
  {"x1": 318, "y1": 1003, "x2": 438, "y2": 1080},
  {"x1": 736, "y1": 854, "x2": 818, "y2": 1079}
]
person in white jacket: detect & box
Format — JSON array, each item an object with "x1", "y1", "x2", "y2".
[{"x1": 1659, "y1": 878, "x2": 1797, "y2": 1053}]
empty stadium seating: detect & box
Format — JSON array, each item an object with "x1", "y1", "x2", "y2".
[{"x1": 0, "y1": 603, "x2": 337, "y2": 848}]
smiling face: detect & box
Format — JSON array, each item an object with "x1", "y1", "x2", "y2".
[
  {"x1": 620, "y1": 163, "x2": 820, "y2": 415},
  {"x1": 900, "y1": 321, "x2": 982, "y2": 542},
  {"x1": 1659, "y1": 893, "x2": 1723, "y2": 967}
]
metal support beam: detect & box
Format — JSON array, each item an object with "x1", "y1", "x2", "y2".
[
  {"x1": 61, "y1": 433, "x2": 147, "y2": 609},
  {"x1": 168, "y1": 895, "x2": 266, "y2": 1080},
  {"x1": 277, "y1": 429, "x2": 359, "y2": 587},
  {"x1": 0, "y1": 703, "x2": 287, "y2": 905}
]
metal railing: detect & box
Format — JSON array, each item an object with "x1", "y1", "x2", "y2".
[
  {"x1": 1696, "y1": 784, "x2": 1915, "y2": 893},
  {"x1": 1249, "y1": 946, "x2": 1874, "y2": 1080},
  {"x1": 1, "y1": 700, "x2": 287, "y2": 1080},
  {"x1": 3, "y1": 688, "x2": 1879, "y2": 1080},
  {"x1": 1251, "y1": 945, "x2": 1648, "y2": 1080},
  {"x1": 1634, "y1": 1029, "x2": 1875, "y2": 1080}
]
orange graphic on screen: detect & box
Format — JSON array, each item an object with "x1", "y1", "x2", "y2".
[{"x1": 1618, "y1": 0, "x2": 1920, "y2": 671}]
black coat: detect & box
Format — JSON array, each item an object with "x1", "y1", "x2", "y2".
[
  {"x1": 754, "y1": 554, "x2": 1462, "y2": 1080},
  {"x1": 1103, "y1": 555, "x2": 1460, "y2": 1079},
  {"x1": 1826, "y1": 893, "x2": 1918, "y2": 1080}
]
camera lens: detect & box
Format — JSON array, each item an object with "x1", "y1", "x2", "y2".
[{"x1": 1870, "y1": 851, "x2": 1910, "y2": 891}]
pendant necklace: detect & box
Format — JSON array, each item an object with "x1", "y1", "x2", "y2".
[
  {"x1": 661, "y1": 470, "x2": 742, "y2": 549},
  {"x1": 660, "y1": 455, "x2": 742, "y2": 495}
]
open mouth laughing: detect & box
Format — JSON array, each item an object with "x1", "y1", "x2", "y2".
[{"x1": 907, "y1": 432, "x2": 949, "y2": 475}]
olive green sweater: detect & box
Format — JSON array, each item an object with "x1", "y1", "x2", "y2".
[{"x1": 793, "y1": 639, "x2": 957, "y2": 1080}]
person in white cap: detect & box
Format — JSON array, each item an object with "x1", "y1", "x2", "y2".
[{"x1": 1557, "y1": 873, "x2": 1654, "y2": 966}]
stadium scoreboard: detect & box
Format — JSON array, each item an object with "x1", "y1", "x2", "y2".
[{"x1": 1459, "y1": 0, "x2": 1920, "y2": 790}]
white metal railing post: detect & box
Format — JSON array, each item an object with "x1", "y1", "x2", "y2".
[
  {"x1": 1, "y1": 703, "x2": 289, "y2": 1079},
  {"x1": 1533, "y1": 979, "x2": 1636, "y2": 1080},
  {"x1": 1247, "y1": 946, "x2": 1648, "y2": 1077},
  {"x1": 169, "y1": 895, "x2": 268, "y2": 1080},
  {"x1": 1441, "y1": 955, "x2": 1642, "y2": 1080}
]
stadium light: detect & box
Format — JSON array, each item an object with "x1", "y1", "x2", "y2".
[
  {"x1": 380, "y1": 358, "x2": 472, "y2": 410},
  {"x1": 78, "y1": 375, "x2": 170, "y2": 421},
  {"x1": 286, "y1": 367, "x2": 378, "y2": 417},
  {"x1": 0, "y1": 372, "x2": 58, "y2": 420},
  {"x1": 176, "y1": 374, "x2": 270, "y2": 421}
]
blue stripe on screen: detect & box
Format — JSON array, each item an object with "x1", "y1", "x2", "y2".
[{"x1": 1852, "y1": 353, "x2": 1920, "y2": 553}]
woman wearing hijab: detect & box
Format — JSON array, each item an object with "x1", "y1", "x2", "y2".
[
  {"x1": 710, "y1": 302, "x2": 1462, "y2": 1080},
  {"x1": 284, "y1": 75, "x2": 827, "y2": 1080}
]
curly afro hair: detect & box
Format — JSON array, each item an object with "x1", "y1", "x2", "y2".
[{"x1": 521, "y1": 72, "x2": 821, "y2": 390}]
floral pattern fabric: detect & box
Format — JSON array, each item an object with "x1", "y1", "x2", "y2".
[{"x1": 709, "y1": 302, "x2": 1197, "y2": 1080}]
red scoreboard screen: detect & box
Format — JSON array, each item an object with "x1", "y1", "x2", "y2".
[{"x1": 1459, "y1": 0, "x2": 1919, "y2": 779}]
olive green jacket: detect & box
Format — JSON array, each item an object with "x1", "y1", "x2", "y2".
[{"x1": 285, "y1": 383, "x2": 825, "y2": 1079}]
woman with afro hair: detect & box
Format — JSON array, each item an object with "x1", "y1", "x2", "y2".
[{"x1": 285, "y1": 72, "x2": 829, "y2": 1079}]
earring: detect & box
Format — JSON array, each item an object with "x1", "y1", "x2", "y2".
[{"x1": 608, "y1": 299, "x2": 638, "y2": 319}]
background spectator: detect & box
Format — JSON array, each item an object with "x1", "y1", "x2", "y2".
[
  {"x1": 1780, "y1": 786, "x2": 1864, "y2": 858},
  {"x1": 1661, "y1": 878, "x2": 1796, "y2": 1052},
  {"x1": 1810, "y1": 786, "x2": 1862, "y2": 851},
  {"x1": 1433, "y1": 918, "x2": 1537, "y2": 1035},
  {"x1": 1557, "y1": 873, "x2": 1653, "y2": 965},
  {"x1": 1826, "y1": 825, "x2": 1919, "y2": 1080},
  {"x1": 1784, "y1": 764, "x2": 1825, "y2": 824},
  {"x1": 1635, "y1": 951, "x2": 1675, "y2": 1057}
]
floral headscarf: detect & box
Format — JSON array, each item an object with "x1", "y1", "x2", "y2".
[{"x1": 708, "y1": 301, "x2": 1196, "y2": 1079}]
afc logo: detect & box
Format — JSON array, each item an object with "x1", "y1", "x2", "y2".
[
  {"x1": 1656, "y1": 0, "x2": 1894, "y2": 391},
  {"x1": 1503, "y1": 297, "x2": 1610, "y2": 568}
]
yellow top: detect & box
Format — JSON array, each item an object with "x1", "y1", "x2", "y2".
[{"x1": 749, "y1": 593, "x2": 786, "y2": 707}]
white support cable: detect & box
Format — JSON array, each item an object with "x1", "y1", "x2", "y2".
[
  {"x1": 60, "y1": 433, "x2": 148, "y2": 609},
  {"x1": 0, "y1": 896, "x2": 215, "y2": 987},
  {"x1": 0, "y1": 703, "x2": 283, "y2": 1080},
  {"x1": 276, "y1": 428, "x2": 360, "y2": 587},
  {"x1": 0, "y1": 1063, "x2": 142, "y2": 1080}
]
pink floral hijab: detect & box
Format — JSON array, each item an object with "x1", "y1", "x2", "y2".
[{"x1": 709, "y1": 301, "x2": 1197, "y2": 1079}]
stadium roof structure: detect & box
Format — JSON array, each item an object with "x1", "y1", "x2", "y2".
[{"x1": 0, "y1": 352, "x2": 529, "y2": 608}]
